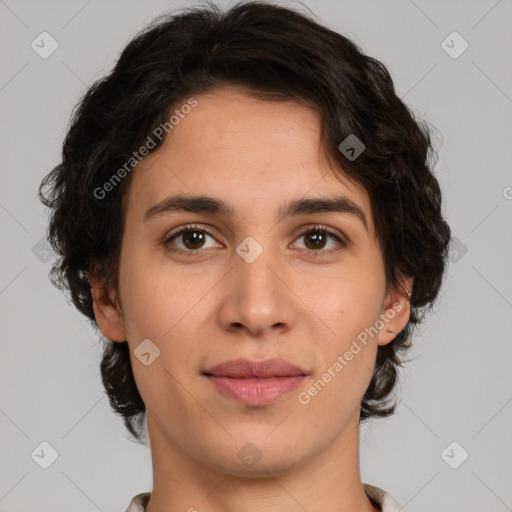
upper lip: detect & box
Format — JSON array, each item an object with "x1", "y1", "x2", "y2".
[{"x1": 203, "y1": 358, "x2": 308, "y2": 378}]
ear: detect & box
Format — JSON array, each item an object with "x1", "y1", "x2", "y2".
[
  {"x1": 89, "y1": 276, "x2": 127, "y2": 342},
  {"x1": 376, "y1": 275, "x2": 414, "y2": 347}
]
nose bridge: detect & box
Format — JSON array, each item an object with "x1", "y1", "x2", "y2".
[
  {"x1": 227, "y1": 234, "x2": 291, "y2": 331},
  {"x1": 235, "y1": 233, "x2": 280, "y2": 294}
]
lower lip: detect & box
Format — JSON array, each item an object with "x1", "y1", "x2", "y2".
[{"x1": 205, "y1": 375, "x2": 307, "y2": 406}]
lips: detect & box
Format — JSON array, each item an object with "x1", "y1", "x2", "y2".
[
  {"x1": 205, "y1": 375, "x2": 307, "y2": 406},
  {"x1": 202, "y1": 358, "x2": 309, "y2": 406},
  {"x1": 202, "y1": 358, "x2": 308, "y2": 378}
]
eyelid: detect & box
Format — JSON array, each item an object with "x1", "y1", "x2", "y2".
[
  {"x1": 163, "y1": 223, "x2": 221, "y2": 245},
  {"x1": 295, "y1": 223, "x2": 348, "y2": 245}
]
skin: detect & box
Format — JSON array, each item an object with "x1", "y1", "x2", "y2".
[{"x1": 90, "y1": 85, "x2": 413, "y2": 512}]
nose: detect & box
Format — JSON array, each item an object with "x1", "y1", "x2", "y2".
[{"x1": 217, "y1": 245, "x2": 296, "y2": 338}]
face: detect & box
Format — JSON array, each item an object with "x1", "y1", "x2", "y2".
[{"x1": 92, "y1": 85, "x2": 412, "y2": 478}]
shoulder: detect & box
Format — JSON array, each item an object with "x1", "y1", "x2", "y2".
[
  {"x1": 125, "y1": 492, "x2": 151, "y2": 512},
  {"x1": 363, "y1": 483, "x2": 408, "y2": 512}
]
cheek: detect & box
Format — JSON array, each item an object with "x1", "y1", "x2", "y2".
[
  {"x1": 117, "y1": 245, "x2": 180, "y2": 336},
  {"x1": 320, "y1": 272, "x2": 384, "y2": 334},
  {"x1": 311, "y1": 302, "x2": 379, "y2": 407},
  {"x1": 312, "y1": 277, "x2": 383, "y2": 387}
]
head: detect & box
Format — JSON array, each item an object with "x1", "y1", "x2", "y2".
[{"x1": 39, "y1": 0, "x2": 451, "y2": 453}]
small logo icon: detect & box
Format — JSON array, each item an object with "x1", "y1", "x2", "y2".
[
  {"x1": 31, "y1": 441, "x2": 59, "y2": 469},
  {"x1": 31, "y1": 31, "x2": 59, "y2": 59},
  {"x1": 441, "y1": 441, "x2": 469, "y2": 469},
  {"x1": 237, "y1": 442, "x2": 262, "y2": 468},
  {"x1": 134, "y1": 338, "x2": 161, "y2": 366},
  {"x1": 32, "y1": 236, "x2": 56, "y2": 263},
  {"x1": 338, "y1": 134, "x2": 365, "y2": 161},
  {"x1": 441, "y1": 31, "x2": 469, "y2": 59},
  {"x1": 449, "y1": 237, "x2": 468, "y2": 263},
  {"x1": 236, "y1": 236, "x2": 263, "y2": 263}
]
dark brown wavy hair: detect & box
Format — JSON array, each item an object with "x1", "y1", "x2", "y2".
[{"x1": 38, "y1": 0, "x2": 451, "y2": 441}]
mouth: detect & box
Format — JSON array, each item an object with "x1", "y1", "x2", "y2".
[
  {"x1": 203, "y1": 374, "x2": 308, "y2": 406},
  {"x1": 202, "y1": 357, "x2": 308, "y2": 379},
  {"x1": 202, "y1": 358, "x2": 309, "y2": 406}
]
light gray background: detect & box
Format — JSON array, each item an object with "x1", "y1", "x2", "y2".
[{"x1": 1, "y1": 0, "x2": 511, "y2": 510}]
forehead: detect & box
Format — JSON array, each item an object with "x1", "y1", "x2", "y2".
[
  {"x1": 125, "y1": 86, "x2": 374, "y2": 233},
  {"x1": 161, "y1": 86, "x2": 325, "y2": 167}
]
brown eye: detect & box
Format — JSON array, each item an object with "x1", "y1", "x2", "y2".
[
  {"x1": 303, "y1": 230, "x2": 328, "y2": 250},
  {"x1": 163, "y1": 224, "x2": 219, "y2": 254},
  {"x1": 294, "y1": 225, "x2": 347, "y2": 256},
  {"x1": 163, "y1": 223, "x2": 346, "y2": 257},
  {"x1": 178, "y1": 229, "x2": 207, "y2": 250}
]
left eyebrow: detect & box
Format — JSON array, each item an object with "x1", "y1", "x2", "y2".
[{"x1": 143, "y1": 194, "x2": 369, "y2": 233}]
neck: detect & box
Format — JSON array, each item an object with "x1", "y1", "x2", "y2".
[{"x1": 144, "y1": 411, "x2": 379, "y2": 512}]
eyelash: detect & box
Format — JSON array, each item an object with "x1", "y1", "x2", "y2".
[{"x1": 163, "y1": 223, "x2": 347, "y2": 258}]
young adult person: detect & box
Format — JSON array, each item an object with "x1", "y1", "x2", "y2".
[{"x1": 39, "y1": 2, "x2": 451, "y2": 511}]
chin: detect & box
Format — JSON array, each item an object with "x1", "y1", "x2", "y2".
[
  {"x1": 199, "y1": 435, "x2": 307, "y2": 478},
  {"x1": 208, "y1": 452, "x2": 303, "y2": 479}
]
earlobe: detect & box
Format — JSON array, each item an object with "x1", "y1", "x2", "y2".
[
  {"x1": 89, "y1": 277, "x2": 127, "y2": 342},
  {"x1": 377, "y1": 276, "x2": 414, "y2": 347}
]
